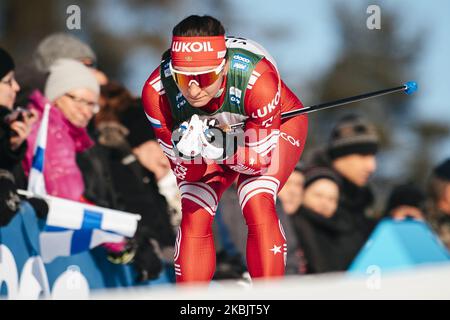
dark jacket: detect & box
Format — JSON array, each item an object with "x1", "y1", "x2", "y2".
[
  {"x1": 290, "y1": 205, "x2": 352, "y2": 274},
  {"x1": 0, "y1": 105, "x2": 27, "y2": 188},
  {"x1": 429, "y1": 210, "x2": 450, "y2": 250},
  {"x1": 77, "y1": 136, "x2": 176, "y2": 282},
  {"x1": 334, "y1": 176, "x2": 378, "y2": 268},
  {"x1": 77, "y1": 142, "x2": 176, "y2": 249},
  {"x1": 308, "y1": 148, "x2": 379, "y2": 268}
]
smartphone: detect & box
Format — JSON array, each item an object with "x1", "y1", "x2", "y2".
[{"x1": 3, "y1": 107, "x2": 31, "y2": 125}]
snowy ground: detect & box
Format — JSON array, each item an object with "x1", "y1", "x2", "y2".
[{"x1": 91, "y1": 263, "x2": 450, "y2": 300}]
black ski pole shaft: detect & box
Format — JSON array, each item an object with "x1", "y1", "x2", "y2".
[{"x1": 229, "y1": 81, "x2": 417, "y2": 129}]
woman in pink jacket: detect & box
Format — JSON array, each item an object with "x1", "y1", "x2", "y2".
[{"x1": 24, "y1": 59, "x2": 99, "y2": 201}]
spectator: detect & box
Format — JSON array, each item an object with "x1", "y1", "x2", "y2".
[
  {"x1": 34, "y1": 33, "x2": 108, "y2": 85},
  {"x1": 384, "y1": 183, "x2": 426, "y2": 220},
  {"x1": 276, "y1": 163, "x2": 306, "y2": 274},
  {"x1": 23, "y1": 59, "x2": 99, "y2": 201},
  {"x1": 323, "y1": 114, "x2": 380, "y2": 267},
  {"x1": 278, "y1": 162, "x2": 305, "y2": 215},
  {"x1": 93, "y1": 81, "x2": 181, "y2": 229},
  {"x1": 0, "y1": 48, "x2": 39, "y2": 226},
  {"x1": 16, "y1": 33, "x2": 107, "y2": 107},
  {"x1": 428, "y1": 158, "x2": 450, "y2": 249},
  {"x1": 289, "y1": 166, "x2": 351, "y2": 274},
  {"x1": 0, "y1": 47, "x2": 37, "y2": 185},
  {"x1": 77, "y1": 82, "x2": 175, "y2": 282}
]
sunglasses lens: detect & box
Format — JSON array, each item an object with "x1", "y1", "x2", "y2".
[{"x1": 172, "y1": 69, "x2": 222, "y2": 90}]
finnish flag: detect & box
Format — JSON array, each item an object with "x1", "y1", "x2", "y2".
[
  {"x1": 40, "y1": 196, "x2": 141, "y2": 263},
  {"x1": 27, "y1": 103, "x2": 50, "y2": 197}
]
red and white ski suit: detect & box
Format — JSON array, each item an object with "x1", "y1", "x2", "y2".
[{"x1": 142, "y1": 49, "x2": 308, "y2": 283}]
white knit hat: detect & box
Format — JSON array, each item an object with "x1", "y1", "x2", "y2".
[{"x1": 44, "y1": 58, "x2": 99, "y2": 102}]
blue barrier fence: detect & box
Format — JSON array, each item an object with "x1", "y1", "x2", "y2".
[{"x1": 0, "y1": 201, "x2": 172, "y2": 299}]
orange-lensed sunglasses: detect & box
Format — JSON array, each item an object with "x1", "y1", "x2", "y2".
[{"x1": 169, "y1": 59, "x2": 226, "y2": 90}]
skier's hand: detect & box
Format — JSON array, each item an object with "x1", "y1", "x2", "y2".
[
  {"x1": 200, "y1": 118, "x2": 225, "y2": 160},
  {"x1": 171, "y1": 114, "x2": 204, "y2": 160}
]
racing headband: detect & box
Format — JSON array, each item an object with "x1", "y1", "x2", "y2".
[{"x1": 170, "y1": 35, "x2": 227, "y2": 67}]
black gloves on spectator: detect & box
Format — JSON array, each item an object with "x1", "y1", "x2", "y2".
[
  {"x1": 213, "y1": 250, "x2": 248, "y2": 280},
  {"x1": 132, "y1": 225, "x2": 163, "y2": 283},
  {"x1": 27, "y1": 197, "x2": 49, "y2": 220},
  {"x1": 0, "y1": 169, "x2": 20, "y2": 227},
  {"x1": 106, "y1": 224, "x2": 163, "y2": 283}
]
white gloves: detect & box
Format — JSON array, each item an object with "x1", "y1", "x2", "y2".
[
  {"x1": 174, "y1": 114, "x2": 204, "y2": 158},
  {"x1": 172, "y1": 115, "x2": 224, "y2": 160}
]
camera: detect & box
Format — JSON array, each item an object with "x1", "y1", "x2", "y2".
[{"x1": 3, "y1": 107, "x2": 31, "y2": 125}]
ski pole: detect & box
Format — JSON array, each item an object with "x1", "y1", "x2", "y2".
[{"x1": 229, "y1": 81, "x2": 418, "y2": 129}]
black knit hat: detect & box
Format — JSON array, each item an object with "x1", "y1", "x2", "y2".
[
  {"x1": 433, "y1": 158, "x2": 450, "y2": 182},
  {"x1": 328, "y1": 114, "x2": 379, "y2": 160},
  {"x1": 293, "y1": 161, "x2": 306, "y2": 173},
  {"x1": 303, "y1": 166, "x2": 341, "y2": 190},
  {"x1": 385, "y1": 183, "x2": 426, "y2": 216},
  {"x1": 0, "y1": 47, "x2": 15, "y2": 79}
]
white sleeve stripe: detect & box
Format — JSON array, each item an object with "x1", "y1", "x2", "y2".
[
  {"x1": 163, "y1": 151, "x2": 176, "y2": 161},
  {"x1": 246, "y1": 130, "x2": 280, "y2": 147},
  {"x1": 151, "y1": 80, "x2": 163, "y2": 92},
  {"x1": 181, "y1": 194, "x2": 215, "y2": 216},
  {"x1": 248, "y1": 75, "x2": 259, "y2": 86},
  {"x1": 149, "y1": 76, "x2": 161, "y2": 85},
  {"x1": 260, "y1": 144, "x2": 277, "y2": 157},
  {"x1": 145, "y1": 113, "x2": 162, "y2": 126},
  {"x1": 159, "y1": 142, "x2": 175, "y2": 156},
  {"x1": 247, "y1": 135, "x2": 279, "y2": 155},
  {"x1": 158, "y1": 138, "x2": 173, "y2": 149},
  {"x1": 252, "y1": 70, "x2": 261, "y2": 77}
]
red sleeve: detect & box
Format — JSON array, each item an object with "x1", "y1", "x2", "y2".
[
  {"x1": 141, "y1": 67, "x2": 207, "y2": 182},
  {"x1": 229, "y1": 58, "x2": 281, "y2": 175},
  {"x1": 229, "y1": 58, "x2": 305, "y2": 175}
]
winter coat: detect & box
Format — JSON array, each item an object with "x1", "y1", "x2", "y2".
[
  {"x1": 290, "y1": 205, "x2": 352, "y2": 274},
  {"x1": 0, "y1": 105, "x2": 27, "y2": 188},
  {"x1": 76, "y1": 129, "x2": 176, "y2": 249},
  {"x1": 23, "y1": 90, "x2": 93, "y2": 200},
  {"x1": 308, "y1": 148, "x2": 379, "y2": 268},
  {"x1": 334, "y1": 176, "x2": 378, "y2": 268}
]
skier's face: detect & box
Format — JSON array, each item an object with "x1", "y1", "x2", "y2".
[
  {"x1": 332, "y1": 154, "x2": 377, "y2": 187},
  {"x1": 173, "y1": 61, "x2": 228, "y2": 107}
]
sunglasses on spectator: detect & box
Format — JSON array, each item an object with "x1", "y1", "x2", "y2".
[
  {"x1": 65, "y1": 93, "x2": 100, "y2": 113},
  {"x1": 169, "y1": 58, "x2": 226, "y2": 91}
]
